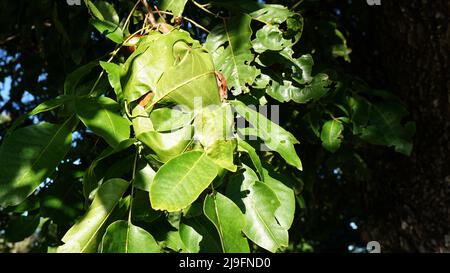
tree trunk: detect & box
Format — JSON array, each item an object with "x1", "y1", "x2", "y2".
[{"x1": 360, "y1": 0, "x2": 450, "y2": 252}]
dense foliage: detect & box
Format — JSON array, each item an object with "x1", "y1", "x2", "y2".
[{"x1": 0, "y1": 0, "x2": 414, "y2": 253}]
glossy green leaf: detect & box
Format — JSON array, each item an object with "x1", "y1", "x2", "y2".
[
  {"x1": 137, "y1": 125, "x2": 193, "y2": 162},
  {"x1": 150, "y1": 151, "x2": 218, "y2": 212},
  {"x1": 231, "y1": 100, "x2": 302, "y2": 170},
  {"x1": 179, "y1": 215, "x2": 222, "y2": 253},
  {"x1": 204, "y1": 193, "x2": 250, "y2": 253},
  {"x1": 160, "y1": 0, "x2": 188, "y2": 17},
  {"x1": 153, "y1": 39, "x2": 220, "y2": 109},
  {"x1": 227, "y1": 166, "x2": 288, "y2": 252},
  {"x1": 75, "y1": 96, "x2": 130, "y2": 148},
  {"x1": 262, "y1": 169, "x2": 296, "y2": 230},
  {"x1": 133, "y1": 159, "x2": 156, "y2": 192},
  {"x1": 100, "y1": 61, "x2": 124, "y2": 103},
  {"x1": 321, "y1": 119, "x2": 344, "y2": 153},
  {"x1": 0, "y1": 118, "x2": 74, "y2": 207},
  {"x1": 205, "y1": 15, "x2": 259, "y2": 95},
  {"x1": 100, "y1": 220, "x2": 160, "y2": 253},
  {"x1": 87, "y1": 1, "x2": 123, "y2": 44},
  {"x1": 57, "y1": 178, "x2": 129, "y2": 253},
  {"x1": 237, "y1": 138, "x2": 264, "y2": 181}
]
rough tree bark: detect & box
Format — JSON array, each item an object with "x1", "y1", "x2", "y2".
[{"x1": 360, "y1": 0, "x2": 450, "y2": 252}]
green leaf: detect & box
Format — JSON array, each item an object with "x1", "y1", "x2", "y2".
[
  {"x1": 133, "y1": 159, "x2": 156, "y2": 192},
  {"x1": 150, "y1": 151, "x2": 218, "y2": 212},
  {"x1": 267, "y1": 73, "x2": 330, "y2": 104},
  {"x1": 64, "y1": 62, "x2": 98, "y2": 95},
  {"x1": 0, "y1": 118, "x2": 75, "y2": 207},
  {"x1": 205, "y1": 15, "x2": 259, "y2": 95},
  {"x1": 150, "y1": 108, "x2": 193, "y2": 132},
  {"x1": 153, "y1": 39, "x2": 221, "y2": 109},
  {"x1": 262, "y1": 169, "x2": 296, "y2": 230},
  {"x1": 321, "y1": 119, "x2": 344, "y2": 153},
  {"x1": 194, "y1": 104, "x2": 234, "y2": 148},
  {"x1": 179, "y1": 215, "x2": 222, "y2": 253},
  {"x1": 137, "y1": 125, "x2": 193, "y2": 163},
  {"x1": 159, "y1": 0, "x2": 188, "y2": 17},
  {"x1": 82, "y1": 139, "x2": 135, "y2": 201},
  {"x1": 237, "y1": 138, "x2": 264, "y2": 181},
  {"x1": 203, "y1": 193, "x2": 250, "y2": 253},
  {"x1": 131, "y1": 105, "x2": 154, "y2": 136},
  {"x1": 90, "y1": 19, "x2": 123, "y2": 44},
  {"x1": 75, "y1": 96, "x2": 130, "y2": 148},
  {"x1": 100, "y1": 61, "x2": 124, "y2": 104},
  {"x1": 87, "y1": 1, "x2": 123, "y2": 44},
  {"x1": 7, "y1": 95, "x2": 75, "y2": 133},
  {"x1": 227, "y1": 166, "x2": 288, "y2": 252},
  {"x1": 359, "y1": 102, "x2": 415, "y2": 155},
  {"x1": 231, "y1": 100, "x2": 302, "y2": 170},
  {"x1": 57, "y1": 178, "x2": 129, "y2": 253},
  {"x1": 100, "y1": 220, "x2": 160, "y2": 253},
  {"x1": 205, "y1": 140, "x2": 237, "y2": 172},
  {"x1": 88, "y1": 1, "x2": 119, "y2": 24},
  {"x1": 131, "y1": 189, "x2": 161, "y2": 223}
]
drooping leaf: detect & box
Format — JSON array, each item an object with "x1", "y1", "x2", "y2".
[
  {"x1": 231, "y1": 100, "x2": 302, "y2": 170},
  {"x1": 0, "y1": 118, "x2": 75, "y2": 207},
  {"x1": 150, "y1": 151, "x2": 218, "y2": 212},
  {"x1": 227, "y1": 166, "x2": 288, "y2": 252},
  {"x1": 100, "y1": 220, "x2": 160, "y2": 253},
  {"x1": 203, "y1": 193, "x2": 250, "y2": 253},
  {"x1": 205, "y1": 15, "x2": 259, "y2": 95},
  {"x1": 321, "y1": 119, "x2": 344, "y2": 153},
  {"x1": 57, "y1": 178, "x2": 129, "y2": 253},
  {"x1": 75, "y1": 96, "x2": 130, "y2": 148}
]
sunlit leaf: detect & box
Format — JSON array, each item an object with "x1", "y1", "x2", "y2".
[
  {"x1": 150, "y1": 151, "x2": 218, "y2": 212},
  {"x1": 100, "y1": 220, "x2": 160, "y2": 253},
  {"x1": 204, "y1": 193, "x2": 250, "y2": 253}
]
